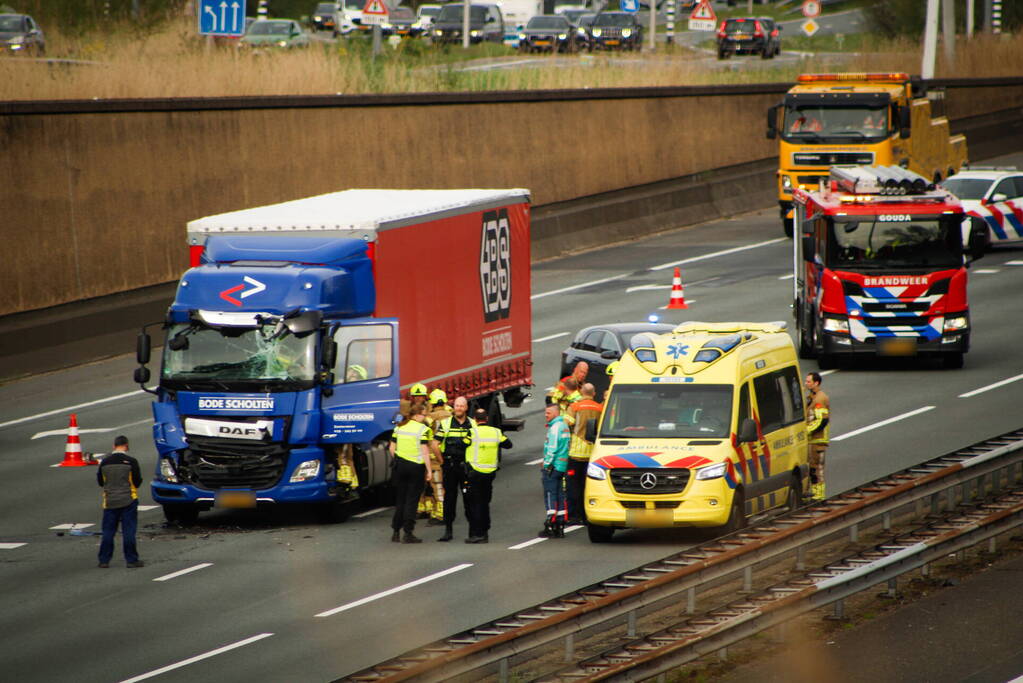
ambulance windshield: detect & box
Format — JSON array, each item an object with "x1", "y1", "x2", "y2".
[
  {"x1": 827, "y1": 216, "x2": 962, "y2": 270},
  {"x1": 600, "y1": 384, "x2": 732, "y2": 439}
]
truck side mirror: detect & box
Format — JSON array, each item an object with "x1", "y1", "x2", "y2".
[
  {"x1": 766, "y1": 104, "x2": 779, "y2": 140},
  {"x1": 136, "y1": 332, "x2": 151, "y2": 365},
  {"x1": 134, "y1": 366, "x2": 151, "y2": 385},
  {"x1": 738, "y1": 417, "x2": 758, "y2": 443},
  {"x1": 802, "y1": 234, "x2": 815, "y2": 261},
  {"x1": 899, "y1": 105, "x2": 911, "y2": 139},
  {"x1": 585, "y1": 418, "x2": 598, "y2": 443},
  {"x1": 322, "y1": 340, "x2": 337, "y2": 369},
  {"x1": 968, "y1": 217, "x2": 988, "y2": 261}
]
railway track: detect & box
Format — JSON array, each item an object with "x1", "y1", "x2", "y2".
[{"x1": 344, "y1": 428, "x2": 1023, "y2": 682}]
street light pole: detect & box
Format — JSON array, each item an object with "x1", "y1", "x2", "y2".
[
  {"x1": 463, "y1": 0, "x2": 470, "y2": 48},
  {"x1": 921, "y1": 0, "x2": 939, "y2": 79}
]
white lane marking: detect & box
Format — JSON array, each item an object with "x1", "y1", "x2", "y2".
[
  {"x1": 315, "y1": 563, "x2": 473, "y2": 618},
  {"x1": 50, "y1": 523, "x2": 94, "y2": 530},
  {"x1": 658, "y1": 299, "x2": 696, "y2": 309},
  {"x1": 959, "y1": 372, "x2": 1023, "y2": 398},
  {"x1": 626, "y1": 284, "x2": 671, "y2": 293},
  {"x1": 974, "y1": 268, "x2": 1000, "y2": 274},
  {"x1": 532, "y1": 332, "x2": 570, "y2": 343},
  {"x1": 0, "y1": 389, "x2": 146, "y2": 431},
  {"x1": 509, "y1": 537, "x2": 547, "y2": 550},
  {"x1": 524, "y1": 458, "x2": 544, "y2": 466},
  {"x1": 0, "y1": 543, "x2": 27, "y2": 550},
  {"x1": 138, "y1": 505, "x2": 159, "y2": 512},
  {"x1": 778, "y1": 273, "x2": 795, "y2": 280},
  {"x1": 531, "y1": 273, "x2": 631, "y2": 300},
  {"x1": 118, "y1": 633, "x2": 274, "y2": 683},
  {"x1": 831, "y1": 406, "x2": 935, "y2": 442},
  {"x1": 819, "y1": 369, "x2": 839, "y2": 376},
  {"x1": 649, "y1": 238, "x2": 787, "y2": 271},
  {"x1": 31, "y1": 418, "x2": 150, "y2": 440},
  {"x1": 352, "y1": 507, "x2": 389, "y2": 519},
  {"x1": 153, "y1": 563, "x2": 213, "y2": 582},
  {"x1": 1006, "y1": 260, "x2": 1023, "y2": 266},
  {"x1": 565, "y1": 525, "x2": 583, "y2": 533}
]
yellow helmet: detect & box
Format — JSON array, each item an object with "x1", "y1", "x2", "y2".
[
  {"x1": 410, "y1": 382, "x2": 428, "y2": 397},
  {"x1": 429, "y1": 388, "x2": 447, "y2": 405},
  {"x1": 346, "y1": 364, "x2": 367, "y2": 381}
]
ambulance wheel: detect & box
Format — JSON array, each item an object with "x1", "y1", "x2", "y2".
[
  {"x1": 722, "y1": 491, "x2": 746, "y2": 535},
  {"x1": 163, "y1": 504, "x2": 199, "y2": 527},
  {"x1": 943, "y1": 352, "x2": 964, "y2": 369},
  {"x1": 587, "y1": 522, "x2": 614, "y2": 543},
  {"x1": 785, "y1": 474, "x2": 802, "y2": 512}
]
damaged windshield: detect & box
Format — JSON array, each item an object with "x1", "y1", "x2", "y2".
[{"x1": 161, "y1": 323, "x2": 316, "y2": 390}]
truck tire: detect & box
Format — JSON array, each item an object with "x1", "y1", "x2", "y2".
[
  {"x1": 783, "y1": 217, "x2": 793, "y2": 238},
  {"x1": 163, "y1": 504, "x2": 199, "y2": 527},
  {"x1": 798, "y1": 320, "x2": 816, "y2": 360},
  {"x1": 587, "y1": 522, "x2": 614, "y2": 543},
  {"x1": 943, "y1": 352, "x2": 964, "y2": 369},
  {"x1": 314, "y1": 500, "x2": 354, "y2": 524}
]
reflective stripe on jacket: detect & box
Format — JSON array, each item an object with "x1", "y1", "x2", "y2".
[
  {"x1": 568, "y1": 399, "x2": 602, "y2": 460},
  {"x1": 434, "y1": 416, "x2": 477, "y2": 455},
  {"x1": 807, "y1": 403, "x2": 830, "y2": 445}
]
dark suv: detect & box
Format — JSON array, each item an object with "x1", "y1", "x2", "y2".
[
  {"x1": 716, "y1": 16, "x2": 780, "y2": 60},
  {"x1": 0, "y1": 13, "x2": 45, "y2": 55},
  {"x1": 590, "y1": 11, "x2": 642, "y2": 51},
  {"x1": 431, "y1": 3, "x2": 505, "y2": 45}
]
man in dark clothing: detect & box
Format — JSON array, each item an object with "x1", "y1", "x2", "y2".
[
  {"x1": 97, "y1": 435, "x2": 144, "y2": 568},
  {"x1": 433, "y1": 396, "x2": 475, "y2": 542}
]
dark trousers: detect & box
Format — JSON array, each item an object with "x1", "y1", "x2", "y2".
[
  {"x1": 541, "y1": 469, "x2": 566, "y2": 520},
  {"x1": 442, "y1": 461, "x2": 468, "y2": 526},
  {"x1": 99, "y1": 500, "x2": 139, "y2": 564},
  {"x1": 464, "y1": 469, "x2": 495, "y2": 538},
  {"x1": 566, "y1": 460, "x2": 587, "y2": 522},
  {"x1": 392, "y1": 458, "x2": 426, "y2": 533}
]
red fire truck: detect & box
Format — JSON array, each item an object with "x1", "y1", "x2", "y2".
[{"x1": 792, "y1": 166, "x2": 987, "y2": 369}]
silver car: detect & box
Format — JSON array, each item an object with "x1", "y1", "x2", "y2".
[{"x1": 0, "y1": 14, "x2": 45, "y2": 55}]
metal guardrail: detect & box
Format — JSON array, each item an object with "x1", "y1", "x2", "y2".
[{"x1": 344, "y1": 427, "x2": 1023, "y2": 682}]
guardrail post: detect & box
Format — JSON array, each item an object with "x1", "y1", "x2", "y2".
[
  {"x1": 921, "y1": 562, "x2": 930, "y2": 577},
  {"x1": 885, "y1": 577, "x2": 898, "y2": 598},
  {"x1": 564, "y1": 634, "x2": 574, "y2": 662},
  {"x1": 930, "y1": 493, "x2": 940, "y2": 515},
  {"x1": 946, "y1": 487, "x2": 956, "y2": 510},
  {"x1": 831, "y1": 599, "x2": 845, "y2": 620},
  {"x1": 916, "y1": 498, "x2": 925, "y2": 518},
  {"x1": 849, "y1": 523, "x2": 859, "y2": 543},
  {"x1": 882, "y1": 511, "x2": 892, "y2": 532},
  {"x1": 499, "y1": 658, "x2": 509, "y2": 683},
  {"x1": 718, "y1": 646, "x2": 728, "y2": 661},
  {"x1": 796, "y1": 545, "x2": 806, "y2": 571},
  {"x1": 989, "y1": 536, "x2": 997, "y2": 554},
  {"x1": 742, "y1": 566, "x2": 753, "y2": 593},
  {"x1": 687, "y1": 587, "x2": 696, "y2": 614},
  {"x1": 627, "y1": 610, "x2": 637, "y2": 637}
]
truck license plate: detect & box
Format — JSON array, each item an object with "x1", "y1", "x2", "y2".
[
  {"x1": 625, "y1": 508, "x2": 672, "y2": 528},
  {"x1": 216, "y1": 490, "x2": 256, "y2": 509},
  {"x1": 606, "y1": 39, "x2": 619, "y2": 45},
  {"x1": 535, "y1": 40, "x2": 550, "y2": 45},
  {"x1": 877, "y1": 337, "x2": 917, "y2": 357}
]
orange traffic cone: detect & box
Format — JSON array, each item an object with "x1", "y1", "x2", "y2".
[
  {"x1": 666, "y1": 267, "x2": 689, "y2": 309},
  {"x1": 58, "y1": 414, "x2": 95, "y2": 467}
]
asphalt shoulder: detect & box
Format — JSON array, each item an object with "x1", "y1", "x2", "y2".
[{"x1": 719, "y1": 552, "x2": 1023, "y2": 683}]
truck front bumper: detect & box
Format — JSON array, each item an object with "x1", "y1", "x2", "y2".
[
  {"x1": 822, "y1": 331, "x2": 969, "y2": 357},
  {"x1": 152, "y1": 478, "x2": 339, "y2": 507}
]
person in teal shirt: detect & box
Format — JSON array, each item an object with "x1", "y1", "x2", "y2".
[{"x1": 540, "y1": 403, "x2": 571, "y2": 538}]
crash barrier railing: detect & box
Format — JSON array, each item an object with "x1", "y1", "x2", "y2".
[{"x1": 344, "y1": 427, "x2": 1023, "y2": 682}]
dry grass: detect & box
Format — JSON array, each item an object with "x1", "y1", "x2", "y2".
[{"x1": 2, "y1": 14, "x2": 1021, "y2": 101}]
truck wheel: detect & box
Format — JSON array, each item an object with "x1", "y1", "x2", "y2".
[
  {"x1": 783, "y1": 217, "x2": 793, "y2": 238},
  {"x1": 943, "y1": 352, "x2": 964, "y2": 369},
  {"x1": 798, "y1": 323, "x2": 816, "y2": 360},
  {"x1": 314, "y1": 500, "x2": 353, "y2": 524},
  {"x1": 587, "y1": 522, "x2": 614, "y2": 543},
  {"x1": 163, "y1": 504, "x2": 199, "y2": 527}
]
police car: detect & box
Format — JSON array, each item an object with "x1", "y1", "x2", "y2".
[{"x1": 943, "y1": 168, "x2": 1023, "y2": 246}]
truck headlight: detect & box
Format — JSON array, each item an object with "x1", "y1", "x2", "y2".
[
  {"x1": 944, "y1": 315, "x2": 968, "y2": 332},
  {"x1": 558, "y1": 33, "x2": 567, "y2": 39},
  {"x1": 823, "y1": 317, "x2": 849, "y2": 334},
  {"x1": 696, "y1": 462, "x2": 727, "y2": 480},
  {"x1": 621, "y1": 28, "x2": 632, "y2": 37},
  {"x1": 159, "y1": 458, "x2": 179, "y2": 483},
  {"x1": 592, "y1": 28, "x2": 602, "y2": 37},
  {"x1": 586, "y1": 462, "x2": 607, "y2": 480},
  {"x1": 290, "y1": 459, "x2": 321, "y2": 483},
  {"x1": 781, "y1": 175, "x2": 793, "y2": 190},
  {"x1": 314, "y1": 15, "x2": 322, "y2": 21}
]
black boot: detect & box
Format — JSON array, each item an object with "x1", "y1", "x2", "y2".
[
  {"x1": 438, "y1": 526, "x2": 453, "y2": 542},
  {"x1": 538, "y1": 520, "x2": 553, "y2": 538},
  {"x1": 402, "y1": 531, "x2": 423, "y2": 544},
  {"x1": 553, "y1": 519, "x2": 565, "y2": 538},
  {"x1": 391, "y1": 530, "x2": 400, "y2": 543}
]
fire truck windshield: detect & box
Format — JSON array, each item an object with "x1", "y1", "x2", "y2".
[
  {"x1": 783, "y1": 105, "x2": 889, "y2": 142},
  {"x1": 828, "y1": 216, "x2": 962, "y2": 270}
]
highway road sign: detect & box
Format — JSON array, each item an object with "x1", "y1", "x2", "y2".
[
  {"x1": 620, "y1": 0, "x2": 639, "y2": 14},
  {"x1": 361, "y1": 0, "x2": 389, "y2": 26},
  {"x1": 802, "y1": 0, "x2": 821, "y2": 19},
  {"x1": 198, "y1": 0, "x2": 245, "y2": 36},
  {"x1": 802, "y1": 17, "x2": 819, "y2": 36},
  {"x1": 688, "y1": 0, "x2": 716, "y2": 32}
]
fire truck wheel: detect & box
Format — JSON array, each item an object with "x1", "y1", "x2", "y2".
[
  {"x1": 943, "y1": 352, "x2": 964, "y2": 369},
  {"x1": 817, "y1": 353, "x2": 836, "y2": 370},
  {"x1": 783, "y1": 218, "x2": 793, "y2": 238},
  {"x1": 798, "y1": 323, "x2": 816, "y2": 360}
]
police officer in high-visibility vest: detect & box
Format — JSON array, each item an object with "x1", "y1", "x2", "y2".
[
  {"x1": 389, "y1": 403, "x2": 434, "y2": 544},
  {"x1": 432, "y1": 396, "x2": 476, "y2": 542},
  {"x1": 464, "y1": 408, "x2": 512, "y2": 544}
]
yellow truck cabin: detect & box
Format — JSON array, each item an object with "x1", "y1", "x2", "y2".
[
  {"x1": 768, "y1": 72, "x2": 968, "y2": 237},
  {"x1": 583, "y1": 322, "x2": 809, "y2": 543}
]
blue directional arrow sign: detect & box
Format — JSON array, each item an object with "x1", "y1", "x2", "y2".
[
  {"x1": 199, "y1": 0, "x2": 245, "y2": 36},
  {"x1": 620, "y1": 0, "x2": 639, "y2": 12}
]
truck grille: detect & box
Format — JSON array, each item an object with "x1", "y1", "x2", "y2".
[
  {"x1": 183, "y1": 436, "x2": 288, "y2": 490},
  {"x1": 609, "y1": 468, "x2": 690, "y2": 495},
  {"x1": 792, "y1": 152, "x2": 874, "y2": 166},
  {"x1": 598, "y1": 27, "x2": 624, "y2": 38},
  {"x1": 860, "y1": 301, "x2": 932, "y2": 314},
  {"x1": 862, "y1": 315, "x2": 931, "y2": 328}
]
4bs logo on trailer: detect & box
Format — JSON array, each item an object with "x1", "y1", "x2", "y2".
[{"x1": 479, "y1": 209, "x2": 512, "y2": 322}]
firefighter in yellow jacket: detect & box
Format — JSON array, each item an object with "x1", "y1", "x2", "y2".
[
  {"x1": 805, "y1": 371, "x2": 830, "y2": 500},
  {"x1": 418, "y1": 388, "x2": 450, "y2": 524}
]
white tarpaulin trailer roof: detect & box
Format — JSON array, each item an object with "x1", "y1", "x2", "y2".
[{"x1": 186, "y1": 189, "x2": 531, "y2": 245}]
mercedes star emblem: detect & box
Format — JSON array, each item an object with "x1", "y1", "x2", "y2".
[{"x1": 639, "y1": 472, "x2": 658, "y2": 490}]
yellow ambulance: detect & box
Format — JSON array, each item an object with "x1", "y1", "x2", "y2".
[{"x1": 583, "y1": 322, "x2": 809, "y2": 543}]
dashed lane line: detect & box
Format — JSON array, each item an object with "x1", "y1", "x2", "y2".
[
  {"x1": 314, "y1": 563, "x2": 473, "y2": 618},
  {"x1": 31, "y1": 418, "x2": 151, "y2": 440},
  {"x1": 50, "y1": 523, "x2": 94, "y2": 530},
  {"x1": 118, "y1": 633, "x2": 274, "y2": 683},
  {"x1": 153, "y1": 563, "x2": 213, "y2": 582},
  {"x1": 959, "y1": 372, "x2": 1023, "y2": 399},
  {"x1": 532, "y1": 332, "x2": 570, "y2": 343},
  {"x1": 524, "y1": 458, "x2": 544, "y2": 466},
  {"x1": 509, "y1": 525, "x2": 584, "y2": 550},
  {"x1": 649, "y1": 238, "x2": 787, "y2": 271},
  {"x1": 352, "y1": 507, "x2": 389, "y2": 519},
  {"x1": 831, "y1": 406, "x2": 935, "y2": 442},
  {"x1": 0, "y1": 543, "x2": 27, "y2": 550},
  {"x1": 0, "y1": 389, "x2": 145, "y2": 430}
]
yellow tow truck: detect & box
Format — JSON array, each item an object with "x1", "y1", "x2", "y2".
[{"x1": 768, "y1": 72, "x2": 968, "y2": 236}]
